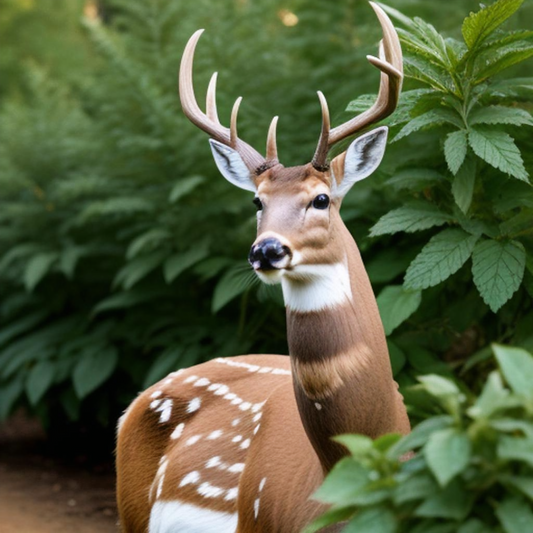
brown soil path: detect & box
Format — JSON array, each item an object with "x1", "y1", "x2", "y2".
[{"x1": 0, "y1": 414, "x2": 118, "y2": 533}]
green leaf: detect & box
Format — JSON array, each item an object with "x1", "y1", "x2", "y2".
[
  {"x1": 303, "y1": 507, "x2": 355, "y2": 533},
  {"x1": 0, "y1": 374, "x2": 24, "y2": 421},
  {"x1": 0, "y1": 309, "x2": 50, "y2": 348},
  {"x1": 393, "y1": 473, "x2": 438, "y2": 505},
  {"x1": 163, "y1": 246, "x2": 210, "y2": 284},
  {"x1": 475, "y1": 42, "x2": 533, "y2": 81},
  {"x1": 388, "y1": 340, "x2": 406, "y2": 376},
  {"x1": 169, "y1": 175, "x2": 205, "y2": 203},
  {"x1": 377, "y1": 285, "x2": 422, "y2": 335},
  {"x1": 418, "y1": 374, "x2": 460, "y2": 397},
  {"x1": 369, "y1": 203, "x2": 452, "y2": 237},
  {"x1": 392, "y1": 109, "x2": 462, "y2": 142},
  {"x1": 343, "y1": 508, "x2": 397, "y2": 533},
  {"x1": 385, "y1": 169, "x2": 444, "y2": 192},
  {"x1": 212, "y1": 265, "x2": 258, "y2": 313},
  {"x1": 72, "y1": 346, "x2": 118, "y2": 398},
  {"x1": 496, "y1": 497, "x2": 533, "y2": 533},
  {"x1": 334, "y1": 434, "x2": 373, "y2": 457},
  {"x1": 404, "y1": 229, "x2": 479, "y2": 290},
  {"x1": 24, "y1": 252, "x2": 58, "y2": 291},
  {"x1": 472, "y1": 239, "x2": 526, "y2": 312},
  {"x1": 469, "y1": 106, "x2": 533, "y2": 127},
  {"x1": 92, "y1": 288, "x2": 167, "y2": 315},
  {"x1": 58, "y1": 246, "x2": 87, "y2": 278},
  {"x1": 462, "y1": 0, "x2": 524, "y2": 50},
  {"x1": 503, "y1": 476, "x2": 533, "y2": 502},
  {"x1": 493, "y1": 344, "x2": 533, "y2": 399},
  {"x1": 113, "y1": 251, "x2": 167, "y2": 290},
  {"x1": 26, "y1": 360, "x2": 56, "y2": 406},
  {"x1": 142, "y1": 347, "x2": 200, "y2": 389},
  {"x1": 498, "y1": 436, "x2": 533, "y2": 468},
  {"x1": 458, "y1": 519, "x2": 489, "y2": 533},
  {"x1": 452, "y1": 156, "x2": 476, "y2": 213},
  {"x1": 126, "y1": 229, "x2": 172, "y2": 260},
  {"x1": 415, "y1": 479, "x2": 472, "y2": 520},
  {"x1": 468, "y1": 371, "x2": 510, "y2": 418},
  {"x1": 444, "y1": 130, "x2": 468, "y2": 175},
  {"x1": 468, "y1": 128, "x2": 529, "y2": 182},
  {"x1": 424, "y1": 428, "x2": 471, "y2": 487}
]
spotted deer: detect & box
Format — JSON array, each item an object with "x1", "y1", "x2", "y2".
[{"x1": 116, "y1": 3, "x2": 410, "y2": 532}]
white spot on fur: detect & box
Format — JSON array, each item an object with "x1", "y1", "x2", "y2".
[
  {"x1": 155, "y1": 399, "x2": 173, "y2": 423},
  {"x1": 164, "y1": 378, "x2": 173, "y2": 385},
  {"x1": 232, "y1": 435, "x2": 242, "y2": 443},
  {"x1": 252, "y1": 402, "x2": 265, "y2": 413},
  {"x1": 254, "y1": 498, "x2": 260, "y2": 520},
  {"x1": 149, "y1": 500, "x2": 238, "y2": 533},
  {"x1": 225, "y1": 488, "x2": 239, "y2": 501},
  {"x1": 186, "y1": 435, "x2": 202, "y2": 446},
  {"x1": 214, "y1": 358, "x2": 290, "y2": 376},
  {"x1": 240, "y1": 438, "x2": 251, "y2": 449},
  {"x1": 206, "y1": 456, "x2": 222, "y2": 468},
  {"x1": 258, "y1": 367, "x2": 272, "y2": 373},
  {"x1": 179, "y1": 471, "x2": 200, "y2": 487},
  {"x1": 150, "y1": 399, "x2": 162, "y2": 409},
  {"x1": 149, "y1": 456, "x2": 169, "y2": 502},
  {"x1": 315, "y1": 402, "x2": 323, "y2": 411},
  {"x1": 281, "y1": 262, "x2": 353, "y2": 312},
  {"x1": 194, "y1": 377, "x2": 210, "y2": 387},
  {"x1": 230, "y1": 397, "x2": 243, "y2": 405},
  {"x1": 259, "y1": 477, "x2": 267, "y2": 491},
  {"x1": 232, "y1": 418, "x2": 241, "y2": 426},
  {"x1": 224, "y1": 393, "x2": 237, "y2": 400},
  {"x1": 184, "y1": 375, "x2": 199, "y2": 384},
  {"x1": 253, "y1": 413, "x2": 262, "y2": 422},
  {"x1": 170, "y1": 423, "x2": 185, "y2": 440},
  {"x1": 214, "y1": 385, "x2": 229, "y2": 396},
  {"x1": 206, "y1": 430, "x2": 223, "y2": 440},
  {"x1": 239, "y1": 402, "x2": 252, "y2": 411},
  {"x1": 187, "y1": 398, "x2": 201, "y2": 413},
  {"x1": 208, "y1": 383, "x2": 221, "y2": 392},
  {"x1": 227, "y1": 463, "x2": 245, "y2": 473},
  {"x1": 150, "y1": 390, "x2": 162, "y2": 399},
  {"x1": 198, "y1": 482, "x2": 224, "y2": 498},
  {"x1": 254, "y1": 424, "x2": 260, "y2": 435}
]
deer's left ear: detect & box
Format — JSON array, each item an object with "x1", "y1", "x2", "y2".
[
  {"x1": 209, "y1": 139, "x2": 257, "y2": 193},
  {"x1": 330, "y1": 126, "x2": 388, "y2": 199}
]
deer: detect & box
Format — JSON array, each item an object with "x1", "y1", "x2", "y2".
[{"x1": 116, "y1": 3, "x2": 410, "y2": 532}]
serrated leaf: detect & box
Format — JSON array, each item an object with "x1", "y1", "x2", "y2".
[
  {"x1": 26, "y1": 360, "x2": 56, "y2": 406},
  {"x1": 496, "y1": 497, "x2": 533, "y2": 533},
  {"x1": 424, "y1": 428, "x2": 471, "y2": 487},
  {"x1": 404, "y1": 229, "x2": 478, "y2": 290},
  {"x1": 493, "y1": 344, "x2": 533, "y2": 399},
  {"x1": 369, "y1": 203, "x2": 452, "y2": 237},
  {"x1": 469, "y1": 128, "x2": 529, "y2": 182},
  {"x1": 376, "y1": 285, "x2": 422, "y2": 335},
  {"x1": 393, "y1": 109, "x2": 462, "y2": 142},
  {"x1": 212, "y1": 265, "x2": 258, "y2": 313},
  {"x1": 113, "y1": 251, "x2": 167, "y2": 290},
  {"x1": 476, "y1": 42, "x2": 533, "y2": 81},
  {"x1": 472, "y1": 239, "x2": 526, "y2": 312},
  {"x1": 72, "y1": 346, "x2": 118, "y2": 398},
  {"x1": 469, "y1": 106, "x2": 533, "y2": 127},
  {"x1": 163, "y1": 246, "x2": 209, "y2": 284},
  {"x1": 462, "y1": 0, "x2": 524, "y2": 50},
  {"x1": 92, "y1": 288, "x2": 166, "y2": 315},
  {"x1": 126, "y1": 229, "x2": 172, "y2": 260},
  {"x1": 385, "y1": 169, "x2": 444, "y2": 191},
  {"x1": 169, "y1": 175, "x2": 205, "y2": 203},
  {"x1": 24, "y1": 252, "x2": 58, "y2": 292},
  {"x1": 452, "y1": 157, "x2": 476, "y2": 213},
  {"x1": 444, "y1": 130, "x2": 468, "y2": 175}
]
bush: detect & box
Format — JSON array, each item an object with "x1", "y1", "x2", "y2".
[{"x1": 307, "y1": 344, "x2": 533, "y2": 533}]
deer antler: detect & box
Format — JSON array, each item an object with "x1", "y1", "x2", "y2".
[
  {"x1": 179, "y1": 30, "x2": 272, "y2": 173},
  {"x1": 312, "y1": 2, "x2": 403, "y2": 170}
]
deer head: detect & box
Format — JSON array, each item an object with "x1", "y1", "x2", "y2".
[{"x1": 180, "y1": 2, "x2": 402, "y2": 308}]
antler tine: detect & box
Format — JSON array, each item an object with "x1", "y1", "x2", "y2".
[
  {"x1": 206, "y1": 72, "x2": 220, "y2": 123},
  {"x1": 179, "y1": 30, "x2": 265, "y2": 172},
  {"x1": 312, "y1": 91, "x2": 331, "y2": 170},
  {"x1": 230, "y1": 97, "x2": 242, "y2": 148},
  {"x1": 266, "y1": 116, "x2": 279, "y2": 162},
  {"x1": 311, "y1": 2, "x2": 403, "y2": 169}
]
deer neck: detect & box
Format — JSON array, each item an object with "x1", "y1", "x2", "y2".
[{"x1": 282, "y1": 221, "x2": 400, "y2": 473}]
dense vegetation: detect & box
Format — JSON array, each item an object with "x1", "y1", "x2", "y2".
[{"x1": 0, "y1": 0, "x2": 532, "y2": 527}]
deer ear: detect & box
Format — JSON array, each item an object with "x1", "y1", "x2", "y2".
[
  {"x1": 330, "y1": 126, "x2": 388, "y2": 199},
  {"x1": 209, "y1": 139, "x2": 257, "y2": 193}
]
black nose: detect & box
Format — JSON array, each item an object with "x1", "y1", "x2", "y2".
[{"x1": 249, "y1": 238, "x2": 291, "y2": 271}]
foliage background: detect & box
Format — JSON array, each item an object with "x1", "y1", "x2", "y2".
[{"x1": 0, "y1": 0, "x2": 531, "y2": 496}]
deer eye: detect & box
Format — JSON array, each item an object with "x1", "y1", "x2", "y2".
[
  {"x1": 253, "y1": 197, "x2": 263, "y2": 211},
  {"x1": 312, "y1": 194, "x2": 330, "y2": 210}
]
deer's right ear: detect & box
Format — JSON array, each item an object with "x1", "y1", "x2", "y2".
[{"x1": 209, "y1": 139, "x2": 257, "y2": 193}]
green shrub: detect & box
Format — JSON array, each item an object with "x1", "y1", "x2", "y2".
[{"x1": 308, "y1": 344, "x2": 533, "y2": 533}]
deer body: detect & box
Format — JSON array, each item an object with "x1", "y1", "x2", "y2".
[{"x1": 117, "y1": 3, "x2": 410, "y2": 531}]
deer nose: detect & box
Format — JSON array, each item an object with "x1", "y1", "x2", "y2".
[{"x1": 249, "y1": 238, "x2": 291, "y2": 271}]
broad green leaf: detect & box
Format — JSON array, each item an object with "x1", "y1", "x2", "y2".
[
  {"x1": 468, "y1": 128, "x2": 529, "y2": 182},
  {"x1": 404, "y1": 229, "x2": 478, "y2": 290},
  {"x1": 212, "y1": 265, "x2": 258, "y2": 313},
  {"x1": 72, "y1": 346, "x2": 118, "y2": 398},
  {"x1": 418, "y1": 374, "x2": 460, "y2": 397},
  {"x1": 385, "y1": 169, "x2": 444, "y2": 191},
  {"x1": 369, "y1": 203, "x2": 452, "y2": 237},
  {"x1": 415, "y1": 479, "x2": 472, "y2": 520},
  {"x1": 424, "y1": 428, "x2": 471, "y2": 486},
  {"x1": 393, "y1": 473, "x2": 438, "y2": 505},
  {"x1": 500, "y1": 211, "x2": 533, "y2": 238},
  {"x1": 476, "y1": 42, "x2": 533, "y2": 81},
  {"x1": 496, "y1": 497, "x2": 533, "y2": 533},
  {"x1": 392, "y1": 109, "x2": 462, "y2": 142},
  {"x1": 113, "y1": 251, "x2": 167, "y2": 290},
  {"x1": 169, "y1": 175, "x2": 204, "y2": 203},
  {"x1": 486, "y1": 77, "x2": 533, "y2": 99},
  {"x1": 468, "y1": 371, "x2": 510, "y2": 418},
  {"x1": 0, "y1": 309, "x2": 50, "y2": 348},
  {"x1": 387, "y1": 339, "x2": 406, "y2": 376},
  {"x1": 403, "y1": 56, "x2": 451, "y2": 92},
  {"x1": 452, "y1": 156, "x2": 476, "y2": 213},
  {"x1": 366, "y1": 249, "x2": 415, "y2": 284},
  {"x1": 163, "y1": 246, "x2": 209, "y2": 284},
  {"x1": 469, "y1": 106, "x2": 533, "y2": 127},
  {"x1": 493, "y1": 344, "x2": 533, "y2": 399},
  {"x1": 142, "y1": 347, "x2": 201, "y2": 389},
  {"x1": 498, "y1": 436, "x2": 533, "y2": 467},
  {"x1": 376, "y1": 285, "x2": 422, "y2": 335},
  {"x1": 0, "y1": 374, "x2": 24, "y2": 421},
  {"x1": 126, "y1": 229, "x2": 172, "y2": 260},
  {"x1": 303, "y1": 507, "x2": 355, "y2": 533},
  {"x1": 24, "y1": 252, "x2": 58, "y2": 291},
  {"x1": 58, "y1": 247, "x2": 87, "y2": 278},
  {"x1": 343, "y1": 508, "x2": 397, "y2": 533},
  {"x1": 92, "y1": 288, "x2": 166, "y2": 315},
  {"x1": 334, "y1": 434, "x2": 373, "y2": 457},
  {"x1": 472, "y1": 239, "x2": 526, "y2": 312},
  {"x1": 462, "y1": 0, "x2": 524, "y2": 50},
  {"x1": 458, "y1": 519, "x2": 489, "y2": 533},
  {"x1": 26, "y1": 360, "x2": 56, "y2": 406},
  {"x1": 444, "y1": 130, "x2": 468, "y2": 175},
  {"x1": 504, "y1": 477, "x2": 533, "y2": 502}
]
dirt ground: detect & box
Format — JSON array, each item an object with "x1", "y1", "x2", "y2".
[{"x1": 0, "y1": 413, "x2": 118, "y2": 533}]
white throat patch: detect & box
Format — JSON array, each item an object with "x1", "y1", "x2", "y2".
[{"x1": 281, "y1": 262, "x2": 353, "y2": 312}]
